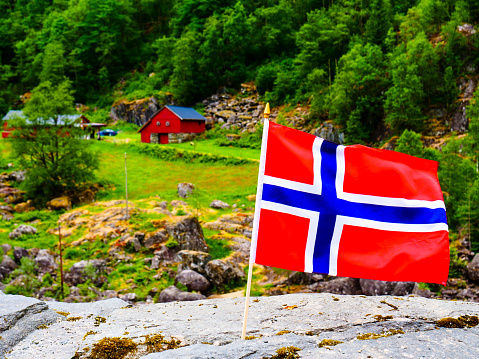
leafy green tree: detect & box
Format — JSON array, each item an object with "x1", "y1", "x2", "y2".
[
  {"x1": 10, "y1": 80, "x2": 99, "y2": 204},
  {"x1": 39, "y1": 42, "x2": 67, "y2": 83},
  {"x1": 328, "y1": 42, "x2": 387, "y2": 143},
  {"x1": 395, "y1": 129, "x2": 424, "y2": 157},
  {"x1": 384, "y1": 52, "x2": 424, "y2": 132},
  {"x1": 438, "y1": 139, "x2": 477, "y2": 229},
  {"x1": 364, "y1": 0, "x2": 393, "y2": 47},
  {"x1": 170, "y1": 29, "x2": 201, "y2": 104},
  {"x1": 406, "y1": 31, "x2": 440, "y2": 104}
]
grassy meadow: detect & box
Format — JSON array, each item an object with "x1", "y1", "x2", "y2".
[{"x1": 92, "y1": 140, "x2": 259, "y2": 205}]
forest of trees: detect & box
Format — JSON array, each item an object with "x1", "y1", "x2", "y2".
[
  {"x1": 0, "y1": 0, "x2": 478, "y2": 140},
  {"x1": 2, "y1": 0, "x2": 479, "y2": 248}
]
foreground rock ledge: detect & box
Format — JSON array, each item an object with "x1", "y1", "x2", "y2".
[{"x1": 2, "y1": 292, "x2": 479, "y2": 359}]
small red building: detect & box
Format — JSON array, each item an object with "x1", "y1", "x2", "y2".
[{"x1": 138, "y1": 106, "x2": 206, "y2": 144}]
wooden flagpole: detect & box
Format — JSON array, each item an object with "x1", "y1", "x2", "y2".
[
  {"x1": 125, "y1": 152, "x2": 129, "y2": 220},
  {"x1": 242, "y1": 103, "x2": 270, "y2": 340}
]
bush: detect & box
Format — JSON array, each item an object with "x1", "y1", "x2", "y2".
[
  {"x1": 165, "y1": 238, "x2": 179, "y2": 249},
  {"x1": 126, "y1": 142, "x2": 255, "y2": 166}
]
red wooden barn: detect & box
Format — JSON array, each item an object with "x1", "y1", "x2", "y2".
[{"x1": 138, "y1": 106, "x2": 206, "y2": 144}]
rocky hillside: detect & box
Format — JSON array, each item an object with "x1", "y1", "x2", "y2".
[{"x1": 1, "y1": 291, "x2": 479, "y2": 359}]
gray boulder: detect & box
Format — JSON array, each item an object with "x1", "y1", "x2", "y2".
[
  {"x1": 467, "y1": 253, "x2": 479, "y2": 284},
  {"x1": 1, "y1": 254, "x2": 18, "y2": 271},
  {"x1": 154, "y1": 245, "x2": 179, "y2": 263},
  {"x1": 7, "y1": 170, "x2": 26, "y2": 182},
  {"x1": 34, "y1": 249, "x2": 58, "y2": 273},
  {"x1": 177, "y1": 182, "x2": 195, "y2": 198},
  {"x1": 279, "y1": 271, "x2": 323, "y2": 286},
  {"x1": 360, "y1": 279, "x2": 415, "y2": 296},
  {"x1": 13, "y1": 246, "x2": 30, "y2": 263},
  {"x1": 204, "y1": 259, "x2": 245, "y2": 288},
  {"x1": 177, "y1": 250, "x2": 211, "y2": 274},
  {"x1": 309, "y1": 277, "x2": 362, "y2": 295},
  {"x1": 0, "y1": 295, "x2": 62, "y2": 356},
  {"x1": 9, "y1": 224, "x2": 37, "y2": 239},
  {"x1": 64, "y1": 259, "x2": 106, "y2": 286},
  {"x1": 4, "y1": 291, "x2": 479, "y2": 359},
  {"x1": 1, "y1": 243, "x2": 12, "y2": 254},
  {"x1": 209, "y1": 200, "x2": 231, "y2": 209},
  {"x1": 144, "y1": 229, "x2": 168, "y2": 249},
  {"x1": 157, "y1": 285, "x2": 206, "y2": 303},
  {"x1": 176, "y1": 270, "x2": 210, "y2": 293},
  {"x1": 165, "y1": 216, "x2": 208, "y2": 252},
  {"x1": 0, "y1": 255, "x2": 18, "y2": 278},
  {"x1": 150, "y1": 256, "x2": 160, "y2": 270},
  {"x1": 120, "y1": 292, "x2": 137, "y2": 303}
]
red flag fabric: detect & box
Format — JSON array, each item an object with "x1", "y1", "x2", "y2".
[{"x1": 250, "y1": 120, "x2": 449, "y2": 285}]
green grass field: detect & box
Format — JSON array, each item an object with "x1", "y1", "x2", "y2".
[
  {"x1": 104, "y1": 131, "x2": 261, "y2": 160},
  {"x1": 92, "y1": 141, "x2": 259, "y2": 206}
]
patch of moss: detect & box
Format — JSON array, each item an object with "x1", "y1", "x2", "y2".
[
  {"x1": 373, "y1": 315, "x2": 393, "y2": 322},
  {"x1": 380, "y1": 300, "x2": 398, "y2": 311},
  {"x1": 165, "y1": 238, "x2": 179, "y2": 249},
  {"x1": 83, "y1": 331, "x2": 98, "y2": 340},
  {"x1": 357, "y1": 329, "x2": 404, "y2": 340},
  {"x1": 94, "y1": 316, "x2": 106, "y2": 327},
  {"x1": 263, "y1": 346, "x2": 301, "y2": 359},
  {"x1": 244, "y1": 335, "x2": 258, "y2": 340},
  {"x1": 88, "y1": 337, "x2": 137, "y2": 359},
  {"x1": 37, "y1": 324, "x2": 49, "y2": 329},
  {"x1": 276, "y1": 330, "x2": 291, "y2": 336},
  {"x1": 436, "y1": 315, "x2": 479, "y2": 328},
  {"x1": 318, "y1": 339, "x2": 343, "y2": 348},
  {"x1": 67, "y1": 316, "x2": 83, "y2": 322},
  {"x1": 142, "y1": 333, "x2": 181, "y2": 353}
]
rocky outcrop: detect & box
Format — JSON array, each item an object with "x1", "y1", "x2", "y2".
[
  {"x1": 468, "y1": 253, "x2": 479, "y2": 284},
  {"x1": 360, "y1": 279, "x2": 416, "y2": 296},
  {"x1": 0, "y1": 187, "x2": 24, "y2": 204},
  {"x1": 0, "y1": 205, "x2": 14, "y2": 221},
  {"x1": 34, "y1": 249, "x2": 58, "y2": 274},
  {"x1": 9, "y1": 225, "x2": 37, "y2": 239},
  {"x1": 164, "y1": 216, "x2": 208, "y2": 252},
  {"x1": 451, "y1": 78, "x2": 476, "y2": 132},
  {"x1": 13, "y1": 247, "x2": 29, "y2": 263},
  {"x1": 158, "y1": 285, "x2": 206, "y2": 303},
  {"x1": 209, "y1": 200, "x2": 230, "y2": 209},
  {"x1": 46, "y1": 196, "x2": 72, "y2": 211},
  {"x1": 0, "y1": 295, "x2": 62, "y2": 356},
  {"x1": 3, "y1": 292, "x2": 479, "y2": 359},
  {"x1": 110, "y1": 96, "x2": 161, "y2": 126},
  {"x1": 64, "y1": 259, "x2": 107, "y2": 286},
  {"x1": 0, "y1": 295, "x2": 127, "y2": 358},
  {"x1": 175, "y1": 270, "x2": 210, "y2": 293},
  {"x1": 202, "y1": 93, "x2": 272, "y2": 133},
  {"x1": 177, "y1": 182, "x2": 195, "y2": 198},
  {"x1": 0, "y1": 255, "x2": 17, "y2": 279},
  {"x1": 203, "y1": 212, "x2": 254, "y2": 238},
  {"x1": 204, "y1": 259, "x2": 245, "y2": 288},
  {"x1": 310, "y1": 122, "x2": 345, "y2": 144},
  {"x1": 177, "y1": 250, "x2": 211, "y2": 275}
]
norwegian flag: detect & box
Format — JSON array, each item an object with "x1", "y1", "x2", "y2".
[{"x1": 250, "y1": 121, "x2": 449, "y2": 285}]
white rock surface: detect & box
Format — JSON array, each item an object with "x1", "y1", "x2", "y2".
[{"x1": 2, "y1": 293, "x2": 479, "y2": 358}]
